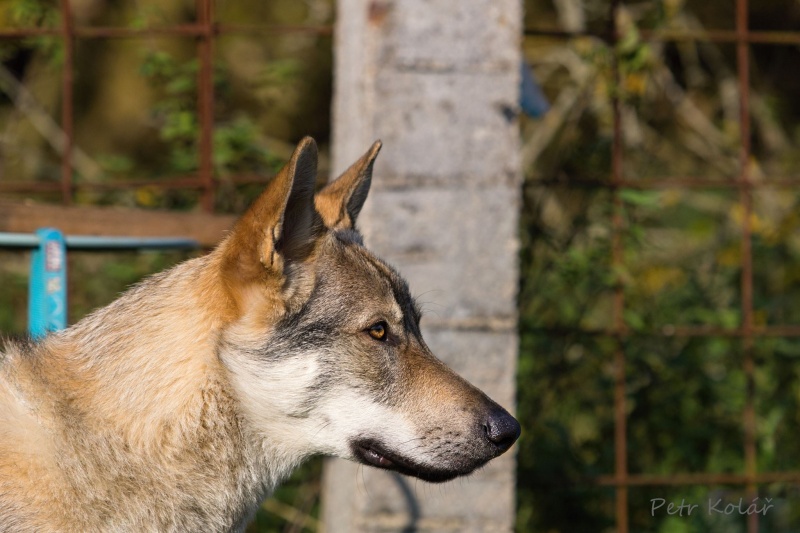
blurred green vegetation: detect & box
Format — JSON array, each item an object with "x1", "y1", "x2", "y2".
[
  {"x1": 0, "y1": 0, "x2": 332, "y2": 210},
  {"x1": 518, "y1": 0, "x2": 800, "y2": 531}
]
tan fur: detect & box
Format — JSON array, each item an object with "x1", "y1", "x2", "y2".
[
  {"x1": 0, "y1": 137, "x2": 518, "y2": 532},
  {"x1": 314, "y1": 140, "x2": 381, "y2": 230}
]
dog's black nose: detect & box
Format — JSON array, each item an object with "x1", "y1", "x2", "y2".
[{"x1": 483, "y1": 408, "x2": 521, "y2": 453}]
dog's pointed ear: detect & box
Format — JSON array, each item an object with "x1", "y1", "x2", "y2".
[
  {"x1": 221, "y1": 137, "x2": 320, "y2": 283},
  {"x1": 315, "y1": 140, "x2": 381, "y2": 230}
]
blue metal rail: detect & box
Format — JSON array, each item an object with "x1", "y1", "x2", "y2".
[
  {"x1": 0, "y1": 232, "x2": 198, "y2": 250},
  {"x1": 0, "y1": 230, "x2": 198, "y2": 338}
]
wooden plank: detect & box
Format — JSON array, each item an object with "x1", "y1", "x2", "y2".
[{"x1": 0, "y1": 201, "x2": 237, "y2": 248}]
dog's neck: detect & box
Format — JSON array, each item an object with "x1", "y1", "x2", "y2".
[{"x1": 19, "y1": 257, "x2": 297, "y2": 530}]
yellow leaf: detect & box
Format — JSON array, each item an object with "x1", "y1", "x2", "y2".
[{"x1": 135, "y1": 187, "x2": 159, "y2": 207}]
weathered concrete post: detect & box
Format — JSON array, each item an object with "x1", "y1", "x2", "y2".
[{"x1": 323, "y1": 1, "x2": 522, "y2": 532}]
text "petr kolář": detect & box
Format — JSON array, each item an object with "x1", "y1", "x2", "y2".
[{"x1": 651, "y1": 497, "x2": 774, "y2": 517}]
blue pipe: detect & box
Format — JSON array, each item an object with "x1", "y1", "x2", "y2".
[
  {"x1": 28, "y1": 228, "x2": 67, "y2": 338},
  {"x1": 0, "y1": 233, "x2": 198, "y2": 250}
]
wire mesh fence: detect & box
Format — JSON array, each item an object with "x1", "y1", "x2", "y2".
[
  {"x1": 0, "y1": 0, "x2": 332, "y2": 212},
  {"x1": 522, "y1": 0, "x2": 800, "y2": 531}
]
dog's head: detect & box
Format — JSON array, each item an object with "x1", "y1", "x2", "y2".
[{"x1": 215, "y1": 138, "x2": 519, "y2": 482}]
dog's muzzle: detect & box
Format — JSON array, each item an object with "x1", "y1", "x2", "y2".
[{"x1": 351, "y1": 405, "x2": 521, "y2": 483}]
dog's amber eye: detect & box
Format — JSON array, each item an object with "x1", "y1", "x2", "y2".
[{"x1": 367, "y1": 322, "x2": 388, "y2": 341}]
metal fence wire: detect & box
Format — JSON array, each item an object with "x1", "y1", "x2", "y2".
[
  {"x1": 0, "y1": 0, "x2": 331, "y2": 210},
  {"x1": 524, "y1": 0, "x2": 800, "y2": 532}
]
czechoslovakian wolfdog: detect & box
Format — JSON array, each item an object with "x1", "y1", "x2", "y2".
[{"x1": 0, "y1": 138, "x2": 520, "y2": 531}]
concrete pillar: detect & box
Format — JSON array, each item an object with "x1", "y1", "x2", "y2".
[{"x1": 323, "y1": 1, "x2": 522, "y2": 532}]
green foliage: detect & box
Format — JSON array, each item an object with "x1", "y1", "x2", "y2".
[
  {"x1": 517, "y1": 0, "x2": 800, "y2": 525},
  {"x1": 0, "y1": 253, "x2": 29, "y2": 334},
  {"x1": 260, "y1": 58, "x2": 303, "y2": 85},
  {"x1": 0, "y1": 0, "x2": 61, "y2": 64},
  {"x1": 214, "y1": 117, "x2": 285, "y2": 176},
  {"x1": 8, "y1": 0, "x2": 57, "y2": 24},
  {"x1": 246, "y1": 458, "x2": 322, "y2": 533},
  {"x1": 139, "y1": 52, "x2": 200, "y2": 174},
  {"x1": 518, "y1": 179, "x2": 800, "y2": 531},
  {"x1": 138, "y1": 51, "x2": 283, "y2": 179}
]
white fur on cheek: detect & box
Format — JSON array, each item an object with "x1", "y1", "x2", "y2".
[
  {"x1": 219, "y1": 341, "x2": 426, "y2": 465},
  {"x1": 312, "y1": 389, "x2": 420, "y2": 460}
]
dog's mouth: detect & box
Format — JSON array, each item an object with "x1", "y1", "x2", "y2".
[
  {"x1": 351, "y1": 438, "x2": 481, "y2": 483},
  {"x1": 356, "y1": 441, "x2": 396, "y2": 469}
]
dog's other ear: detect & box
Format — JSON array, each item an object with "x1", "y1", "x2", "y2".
[
  {"x1": 221, "y1": 137, "x2": 320, "y2": 283},
  {"x1": 315, "y1": 140, "x2": 381, "y2": 230}
]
